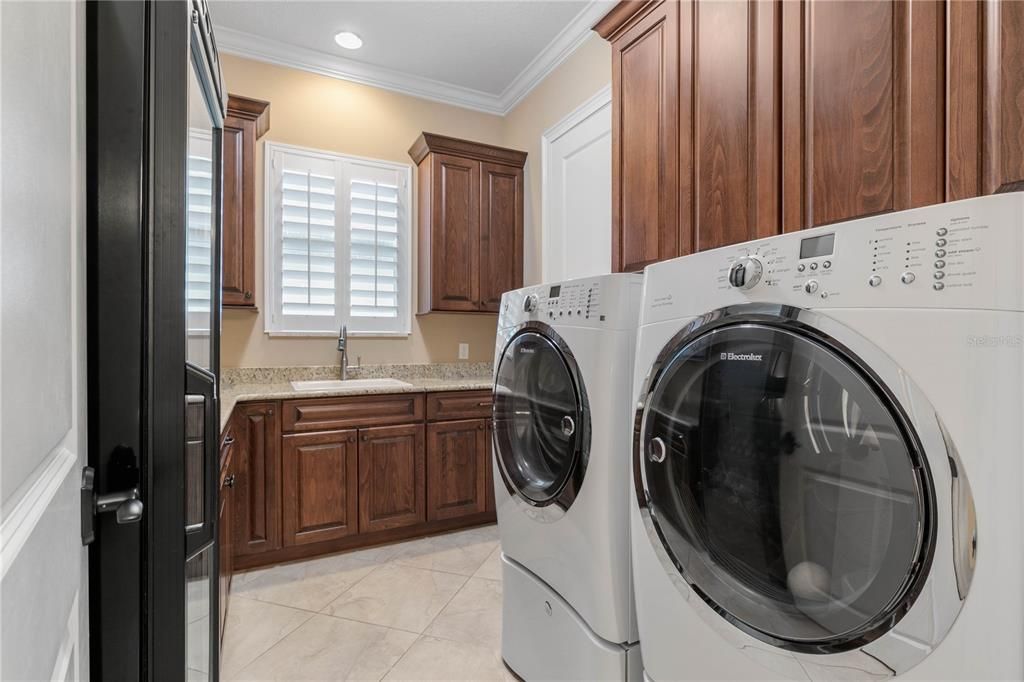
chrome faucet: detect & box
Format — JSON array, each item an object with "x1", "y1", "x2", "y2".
[{"x1": 337, "y1": 324, "x2": 348, "y2": 380}]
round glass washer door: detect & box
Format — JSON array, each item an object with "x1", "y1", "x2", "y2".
[
  {"x1": 639, "y1": 322, "x2": 933, "y2": 651},
  {"x1": 493, "y1": 329, "x2": 586, "y2": 507}
]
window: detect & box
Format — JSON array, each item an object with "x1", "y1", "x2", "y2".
[
  {"x1": 265, "y1": 143, "x2": 412, "y2": 336},
  {"x1": 186, "y1": 129, "x2": 214, "y2": 367}
]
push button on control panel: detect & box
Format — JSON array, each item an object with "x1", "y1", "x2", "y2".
[
  {"x1": 868, "y1": 275, "x2": 882, "y2": 287},
  {"x1": 935, "y1": 238, "x2": 947, "y2": 247},
  {"x1": 900, "y1": 271, "x2": 916, "y2": 284},
  {"x1": 804, "y1": 280, "x2": 819, "y2": 294},
  {"x1": 935, "y1": 249, "x2": 946, "y2": 258},
  {"x1": 934, "y1": 260, "x2": 946, "y2": 269},
  {"x1": 936, "y1": 227, "x2": 948, "y2": 236}
]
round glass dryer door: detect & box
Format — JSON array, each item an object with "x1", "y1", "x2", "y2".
[
  {"x1": 640, "y1": 323, "x2": 932, "y2": 651},
  {"x1": 493, "y1": 329, "x2": 586, "y2": 508}
]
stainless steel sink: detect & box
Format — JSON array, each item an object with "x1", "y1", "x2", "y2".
[{"x1": 289, "y1": 378, "x2": 413, "y2": 391}]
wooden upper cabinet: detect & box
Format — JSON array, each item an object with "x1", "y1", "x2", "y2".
[
  {"x1": 479, "y1": 162, "x2": 524, "y2": 312},
  {"x1": 222, "y1": 94, "x2": 270, "y2": 308},
  {"x1": 947, "y1": 0, "x2": 1024, "y2": 199},
  {"x1": 233, "y1": 402, "x2": 281, "y2": 556},
  {"x1": 598, "y1": 0, "x2": 680, "y2": 272},
  {"x1": 687, "y1": 0, "x2": 780, "y2": 250},
  {"x1": 781, "y1": 0, "x2": 944, "y2": 230},
  {"x1": 281, "y1": 429, "x2": 359, "y2": 546},
  {"x1": 409, "y1": 133, "x2": 526, "y2": 314},
  {"x1": 357, "y1": 424, "x2": 426, "y2": 533}
]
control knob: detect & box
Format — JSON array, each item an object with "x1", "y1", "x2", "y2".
[
  {"x1": 523, "y1": 294, "x2": 539, "y2": 313},
  {"x1": 728, "y1": 256, "x2": 764, "y2": 290}
]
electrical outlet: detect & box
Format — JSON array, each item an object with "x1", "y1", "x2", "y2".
[{"x1": 458, "y1": 343, "x2": 469, "y2": 360}]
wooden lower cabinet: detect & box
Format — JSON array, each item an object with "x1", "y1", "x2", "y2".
[
  {"x1": 427, "y1": 419, "x2": 489, "y2": 521},
  {"x1": 281, "y1": 429, "x2": 360, "y2": 546},
  {"x1": 218, "y1": 425, "x2": 236, "y2": 640},
  {"x1": 234, "y1": 402, "x2": 281, "y2": 556},
  {"x1": 229, "y1": 391, "x2": 495, "y2": 570},
  {"x1": 358, "y1": 424, "x2": 426, "y2": 533}
]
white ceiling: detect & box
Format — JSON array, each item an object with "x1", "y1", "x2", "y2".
[{"x1": 210, "y1": 0, "x2": 613, "y2": 114}]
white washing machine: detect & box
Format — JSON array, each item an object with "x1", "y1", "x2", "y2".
[
  {"x1": 493, "y1": 273, "x2": 643, "y2": 681},
  {"x1": 630, "y1": 193, "x2": 1024, "y2": 680}
]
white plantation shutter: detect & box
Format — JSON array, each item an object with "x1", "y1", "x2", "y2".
[
  {"x1": 280, "y1": 167, "x2": 336, "y2": 318},
  {"x1": 350, "y1": 166, "x2": 401, "y2": 323},
  {"x1": 186, "y1": 131, "x2": 213, "y2": 319},
  {"x1": 266, "y1": 143, "x2": 410, "y2": 336}
]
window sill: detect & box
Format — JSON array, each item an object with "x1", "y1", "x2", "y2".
[{"x1": 265, "y1": 329, "x2": 412, "y2": 339}]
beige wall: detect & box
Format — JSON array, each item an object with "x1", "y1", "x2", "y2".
[
  {"x1": 220, "y1": 35, "x2": 611, "y2": 367},
  {"x1": 502, "y1": 35, "x2": 611, "y2": 284},
  {"x1": 220, "y1": 53, "x2": 505, "y2": 367}
]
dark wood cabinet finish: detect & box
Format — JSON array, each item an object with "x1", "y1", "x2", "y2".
[
  {"x1": 218, "y1": 423, "x2": 236, "y2": 640},
  {"x1": 282, "y1": 393, "x2": 424, "y2": 432},
  {"x1": 228, "y1": 390, "x2": 496, "y2": 571},
  {"x1": 234, "y1": 402, "x2": 281, "y2": 556},
  {"x1": 688, "y1": 0, "x2": 780, "y2": 250},
  {"x1": 281, "y1": 429, "x2": 360, "y2": 546},
  {"x1": 597, "y1": 0, "x2": 1024, "y2": 263},
  {"x1": 602, "y1": 0, "x2": 680, "y2": 271},
  {"x1": 479, "y1": 162, "x2": 524, "y2": 312},
  {"x1": 947, "y1": 0, "x2": 1024, "y2": 199},
  {"x1": 426, "y1": 390, "x2": 493, "y2": 421},
  {"x1": 222, "y1": 94, "x2": 269, "y2": 308},
  {"x1": 432, "y1": 153, "x2": 480, "y2": 311},
  {"x1": 426, "y1": 419, "x2": 489, "y2": 521},
  {"x1": 410, "y1": 133, "x2": 526, "y2": 314},
  {"x1": 781, "y1": 0, "x2": 943, "y2": 231},
  {"x1": 358, "y1": 424, "x2": 426, "y2": 533}
]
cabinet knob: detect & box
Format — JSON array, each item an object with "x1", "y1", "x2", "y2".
[
  {"x1": 244, "y1": 291, "x2": 253, "y2": 300},
  {"x1": 361, "y1": 435, "x2": 368, "y2": 442},
  {"x1": 477, "y1": 423, "x2": 484, "y2": 430},
  {"x1": 225, "y1": 474, "x2": 236, "y2": 488}
]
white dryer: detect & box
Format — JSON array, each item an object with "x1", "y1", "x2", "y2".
[
  {"x1": 630, "y1": 193, "x2": 1024, "y2": 680},
  {"x1": 493, "y1": 273, "x2": 642, "y2": 681}
]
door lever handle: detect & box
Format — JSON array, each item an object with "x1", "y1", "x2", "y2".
[
  {"x1": 81, "y1": 466, "x2": 144, "y2": 545},
  {"x1": 95, "y1": 487, "x2": 144, "y2": 524}
]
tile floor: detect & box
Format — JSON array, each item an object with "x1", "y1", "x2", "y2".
[{"x1": 221, "y1": 525, "x2": 513, "y2": 681}]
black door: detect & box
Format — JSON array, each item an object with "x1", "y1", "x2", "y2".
[
  {"x1": 492, "y1": 327, "x2": 589, "y2": 509},
  {"x1": 638, "y1": 322, "x2": 935, "y2": 652},
  {"x1": 87, "y1": 1, "x2": 225, "y2": 679}
]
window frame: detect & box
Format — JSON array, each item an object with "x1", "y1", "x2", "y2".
[{"x1": 263, "y1": 141, "x2": 413, "y2": 338}]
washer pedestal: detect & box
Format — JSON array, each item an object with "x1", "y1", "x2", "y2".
[{"x1": 501, "y1": 554, "x2": 640, "y2": 681}]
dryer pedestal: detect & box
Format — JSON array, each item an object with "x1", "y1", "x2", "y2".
[{"x1": 501, "y1": 554, "x2": 640, "y2": 681}]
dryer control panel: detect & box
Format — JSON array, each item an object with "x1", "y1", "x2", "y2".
[
  {"x1": 498, "y1": 273, "x2": 642, "y2": 331},
  {"x1": 642, "y1": 192, "x2": 1024, "y2": 324}
]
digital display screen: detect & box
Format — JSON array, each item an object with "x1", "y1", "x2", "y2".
[
  {"x1": 548, "y1": 285, "x2": 561, "y2": 298},
  {"x1": 800, "y1": 233, "x2": 835, "y2": 259}
]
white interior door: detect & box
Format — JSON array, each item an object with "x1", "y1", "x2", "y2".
[
  {"x1": 542, "y1": 86, "x2": 612, "y2": 282},
  {"x1": 1, "y1": 1, "x2": 89, "y2": 679}
]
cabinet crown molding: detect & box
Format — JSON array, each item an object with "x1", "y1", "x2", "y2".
[
  {"x1": 593, "y1": 0, "x2": 661, "y2": 40},
  {"x1": 226, "y1": 93, "x2": 271, "y2": 139},
  {"x1": 408, "y1": 132, "x2": 527, "y2": 168}
]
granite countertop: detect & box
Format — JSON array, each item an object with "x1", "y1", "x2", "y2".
[{"x1": 219, "y1": 363, "x2": 493, "y2": 432}]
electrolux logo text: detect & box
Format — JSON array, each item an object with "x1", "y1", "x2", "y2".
[{"x1": 720, "y1": 352, "x2": 763, "y2": 361}]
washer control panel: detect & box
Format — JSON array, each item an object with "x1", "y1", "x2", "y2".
[
  {"x1": 541, "y1": 280, "x2": 603, "y2": 321},
  {"x1": 641, "y1": 193, "x2": 1024, "y2": 322}
]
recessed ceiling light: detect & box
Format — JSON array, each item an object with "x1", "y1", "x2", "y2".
[{"x1": 334, "y1": 31, "x2": 363, "y2": 50}]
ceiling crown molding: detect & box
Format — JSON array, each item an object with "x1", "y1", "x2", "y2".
[{"x1": 215, "y1": 0, "x2": 613, "y2": 117}]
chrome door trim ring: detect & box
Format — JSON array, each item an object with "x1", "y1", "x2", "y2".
[
  {"x1": 492, "y1": 321, "x2": 592, "y2": 519},
  {"x1": 633, "y1": 302, "x2": 974, "y2": 676}
]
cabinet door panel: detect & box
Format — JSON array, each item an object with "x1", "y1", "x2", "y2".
[
  {"x1": 221, "y1": 120, "x2": 251, "y2": 306},
  {"x1": 281, "y1": 429, "x2": 359, "y2": 546},
  {"x1": 689, "y1": 0, "x2": 780, "y2": 251},
  {"x1": 358, "y1": 424, "x2": 426, "y2": 533},
  {"x1": 948, "y1": 0, "x2": 1024, "y2": 199},
  {"x1": 234, "y1": 402, "x2": 281, "y2": 556},
  {"x1": 782, "y1": 0, "x2": 942, "y2": 230},
  {"x1": 479, "y1": 163, "x2": 523, "y2": 312},
  {"x1": 427, "y1": 419, "x2": 488, "y2": 521},
  {"x1": 431, "y1": 153, "x2": 480, "y2": 310},
  {"x1": 612, "y1": 0, "x2": 679, "y2": 271}
]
